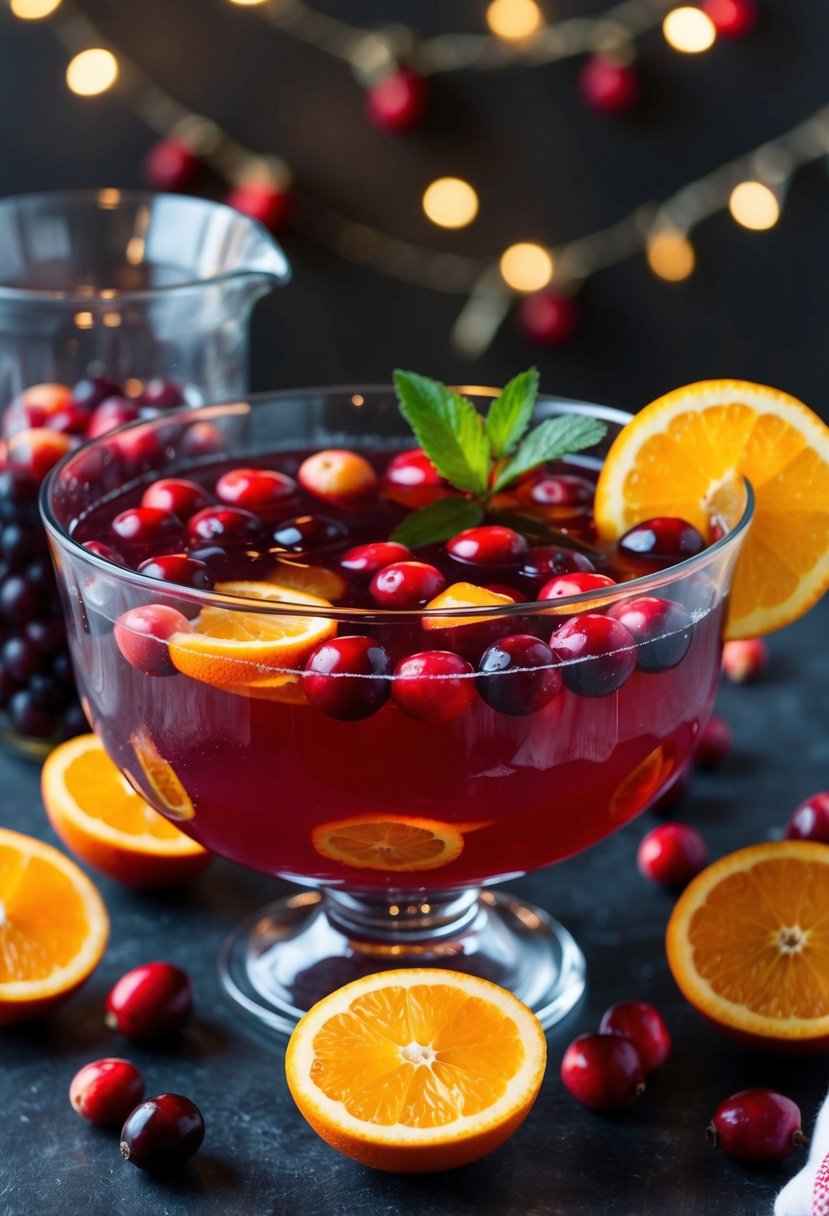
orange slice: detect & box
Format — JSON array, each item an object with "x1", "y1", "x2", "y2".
[
  {"x1": 422, "y1": 582, "x2": 515, "y2": 629},
  {"x1": 0, "y1": 826, "x2": 109, "y2": 1026},
  {"x1": 42, "y1": 734, "x2": 210, "y2": 891},
  {"x1": 593, "y1": 380, "x2": 829, "y2": 638},
  {"x1": 285, "y1": 968, "x2": 547, "y2": 1172},
  {"x1": 666, "y1": 841, "x2": 829, "y2": 1052},
  {"x1": 312, "y1": 815, "x2": 464, "y2": 872},
  {"x1": 129, "y1": 726, "x2": 195, "y2": 822},
  {"x1": 168, "y1": 580, "x2": 336, "y2": 688},
  {"x1": 268, "y1": 560, "x2": 347, "y2": 603}
]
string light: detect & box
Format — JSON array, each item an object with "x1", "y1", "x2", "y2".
[
  {"x1": 486, "y1": 0, "x2": 543, "y2": 42},
  {"x1": 422, "y1": 178, "x2": 479, "y2": 229},
  {"x1": 226, "y1": 0, "x2": 268, "y2": 5},
  {"x1": 646, "y1": 231, "x2": 696, "y2": 281},
  {"x1": 663, "y1": 7, "x2": 717, "y2": 52},
  {"x1": 499, "y1": 244, "x2": 554, "y2": 292},
  {"x1": 728, "y1": 181, "x2": 780, "y2": 230},
  {"x1": 10, "y1": 0, "x2": 61, "y2": 17},
  {"x1": 66, "y1": 48, "x2": 118, "y2": 96}
]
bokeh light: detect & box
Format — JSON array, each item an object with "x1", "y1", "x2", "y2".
[
  {"x1": 422, "y1": 178, "x2": 479, "y2": 229},
  {"x1": 486, "y1": 0, "x2": 543, "y2": 41},
  {"x1": 646, "y1": 231, "x2": 696, "y2": 281},
  {"x1": 728, "y1": 181, "x2": 780, "y2": 230},
  {"x1": 66, "y1": 49, "x2": 118, "y2": 96},
  {"x1": 663, "y1": 7, "x2": 717, "y2": 52},
  {"x1": 10, "y1": 0, "x2": 61, "y2": 17},
  {"x1": 499, "y1": 243, "x2": 554, "y2": 292}
]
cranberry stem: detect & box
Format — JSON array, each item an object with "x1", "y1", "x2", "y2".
[{"x1": 793, "y1": 1130, "x2": 809, "y2": 1149}]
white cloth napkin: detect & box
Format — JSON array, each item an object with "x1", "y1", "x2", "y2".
[{"x1": 775, "y1": 1088, "x2": 829, "y2": 1216}]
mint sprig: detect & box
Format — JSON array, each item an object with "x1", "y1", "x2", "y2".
[{"x1": 390, "y1": 369, "x2": 607, "y2": 549}]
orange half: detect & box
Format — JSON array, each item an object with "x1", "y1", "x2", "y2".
[
  {"x1": 0, "y1": 827, "x2": 109, "y2": 1025},
  {"x1": 285, "y1": 968, "x2": 547, "y2": 1172},
  {"x1": 593, "y1": 380, "x2": 829, "y2": 638},
  {"x1": 312, "y1": 815, "x2": 464, "y2": 872},
  {"x1": 666, "y1": 841, "x2": 829, "y2": 1051}
]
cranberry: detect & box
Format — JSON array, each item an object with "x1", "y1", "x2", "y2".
[
  {"x1": 560, "y1": 1032, "x2": 646, "y2": 1111},
  {"x1": 303, "y1": 636, "x2": 391, "y2": 720},
  {"x1": 138, "y1": 379, "x2": 185, "y2": 410},
  {"x1": 120, "y1": 1093, "x2": 205, "y2": 1173},
  {"x1": 70, "y1": 1058, "x2": 145, "y2": 1126},
  {"x1": 82, "y1": 540, "x2": 126, "y2": 566},
  {"x1": 478, "y1": 634, "x2": 562, "y2": 717},
  {"x1": 12, "y1": 383, "x2": 73, "y2": 431},
  {"x1": 694, "y1": 715, "x2": 732, "y2": 769},
  {"x1": 87, "y1": 397, "x2": 140, "y2": 439},
  {"x1": 341, "y1": 541, "x2": 411, "y2": 577},
  {"x1": 138, "y1": 554, "x2": 215, "y2": 592},
  {"x1": 370, "y1": 561, "x2": 446, "y2": 609},
  {"x1": 721, "y1": 637, "x2": 768, "y2": 683},
  {"x1": 185, "y1": 506, "x2": 264, "y2": 547},
  {"x1": 272, "y1": 514, "x2": 348, "y2": 554},
  {"x1": 707, "y1": 1089, "x2": 806, "y2": 1164},
  {"x1": 0, "y1": 575, "x2": 41, "y2": 623},
  {"x1": 114, "y1": 605, "x2": 191, "y2": 677},
  {"x1": 298, "y1": 448, "x2": 377, "y2": 503},
  {"x1": 105, "y1": 962, "x2": 193, "y2": 1041},
  {"x1": 637, "y1": 823, "x2": 708, "y2": 886},
  {"x1": 187, "y1": 544, "x2": 269, "y2": 582},
  {"x1": 25, "y1": 617, "x2": 67, "y2": 653},
  {"x1": 538, "y1": 571, "x2": 616, "y2": 603},
  {"x1": 447, "y1": 526, "x2": 528, "y2": 568},
  {"x1": 383, "y1": 448, "x2": 446, "y2": 508},
  {"x1": 2, "y1": 637, "x2": 43, "y2": 682},
  {"x1": 607, "y1": 596, "x2": 694, "y2": 673},
  {"x1": 391, "y1": 651, "x2": 476, "y2": 722},
  {"x1": 527, "y1": 474, "x2": 595, "y2": 507},
  {"x1": 112, "y1": 507, "x2": 182, "y2": 547},
  {"x1": 8, "y1": 690, "x2": 56, "y2": 738},
  {"x1": 46, "y1": 404, "x2": 93, "y2": 435},
  {"x1": 550, "y1": 614, "x2": 637, "y2": 697},
  {"x1": 618, "y1": 517, "x2": 704, "y2": 565},
  {"x1": 182, "y1": 421, "x2": 225, "y2": 458},
  {"x1": 0, "y1": 465, "x2": 38, "y2": 516},
  {"x1": 141, "y1": 478, "x2": 212, "y2": 519},
  {"x1": 7, "y1": 428, "x2": 73, "y2": 483},
  {"x1": 215, "y1": 467, "x2": 297, "y2": 514},
  {"x1": 521, "y1": 546, "x2": 596, "y2": 583},
  {"x1": 784, "y1": 791, "x2": 829, "y2": 844},
  {"x1": 598, "y1": 1002, "x2": 671, "y2": 1074},
  {"x1": 366, "y1": 69, "x2": 428, "y2": 132},
  {"x1": 71, "y1": 376, "x2": 122, "y2": 411}
]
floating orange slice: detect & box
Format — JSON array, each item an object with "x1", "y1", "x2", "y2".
[
  {"x1": 666, "y1": 841, "x2": 829, "y2": 1052},
  {"x1": 168, "y1": 580, "x2": 336, "y2": 688},
  {"x1": 129, "y1": 726, "x2": 195, "y2": 822},
  {"x1": 422, "y1": 582, "x2": 514, "y2": 629},
  {"x1": 42, "y1": 734, "x2": 209, "y2": 890},
  {"x1": 311, "y1": 814, "x2": 464, "y2": 872},
  {"x1": 593, "y1": 380, "x2": 829, "y2": 638},
  {"x1": 268, "y1": 560, "x2": 347, "y2": 603},
  {"x1": 285, "y1": 968, "x2": 547, "y2": 1172},
  {"x1": 0, "y1": 826, "x2": 109, "y2": 1026}
]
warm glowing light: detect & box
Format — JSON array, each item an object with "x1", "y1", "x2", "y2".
[
  {"x1": 499, "y1": 243, "x2": 554, "y2": 292},
  {"x1": 728, "y1": 181, "x2": 780, "y2": 230},
  {"x1": 10, "y1": 0, "x2": 61, "y2": 17},
  {"x1": 663, "y1": 7, "x2": 717, "y2": 52},
  {"x1": 486, "y1": 0, "x2": 543, "y2": 40},
  {"x1": 422, "y1": 177, "x2": 479, "y2": 229},
  {"x1": 646, "y1": 231, "x2": 696, "y2": 281},
  {"x1": 226, "y1": 0, "x2": 268, "y2": 4},
  {"x1": 66, "y1": 49, "x2": 118, "y2": 96},
  {"x1": 74, "y1": 312, "x2": 94, "y2": 329}
]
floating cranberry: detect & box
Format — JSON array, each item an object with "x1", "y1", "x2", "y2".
[
  {"x1": 391, "y1": 650, "x2": 476, "y2": 723},
  {"x1": 370, "y1": 561, "x2": 446, "y2": 609},
  {"x1": 82, "y1": 540, "x2": 126, "y2": 566},
  {"x1": 298, "y1": 448, "x2": 377, "y2": 503},
  {"x1": 538, "y1": 571, "x2": 616, "y2": 604},
  {"x1": 87, "y1": 397, "x2": 140, "y2": 439},
  {"x1": 303, "y1": 636, "x2": 391, "y2": 720},
  {"x1": 721, "y1": 637, "x2": 768, "y2": 683},
  {"x1": 138, "y1": 554, "x2": 215, "y2": 592},
  {"x1": 114, "y1": 604, "x2": 191, "y2": 677},
  {"x1": 112, "y1": 507, "x2": 182, "y2": 547},
  {"x1": 707, "y1": 1089, "x2": 805, "y2": 1164},
  {"x1": 517, "y1": 292, "x2": 580, "y2": 347},
  {"x1": 478, "y1": 634, "x2": 562, "y2": 717},
  {"x1": 527, "y1": 474, "x2": 595, "y2": 507},
  {"x1": 144, "y1": 136, "x2": 201, "y2": 192},
  {"x1": 607, "y1": 596, "x2": 693, "y2": 673},
  {"x1": 598, "y1": 1002, "x2": 671, "y2": 1074},
  {"x1": 560, "y1": 1032, "x2": 646, "y2": 1111},
  {"x1": 447, "y1": 526, "x2": 529, "y2": 568},
  {"x1": 105, "y1": 962, "x2": 193, "y2": 1041},
  {"x1": 521, "y1": 545, "x2": 596, "y2": 584},
  {"x1": 215, "y1": 467, "x2": 297, "y2": 514},
  {"x1": 138, "y1": 379, "x2": 186, "y2": 410},
  {"x1": 694, "y1": 715, "x2": 732, "y2": 769},
  {"x1": 618, "y1": 517, "x2": 704, "y2": 565},
  {"x1": 367, "y1": 69, "x2": 428, "y2": 132},
  {"x1": 383, "y1": 448, "x2": 447, "y2": 508},
  {"x1": 226, "y1": 181, "x2": 293, "y2": 233},
  {"x1": 636, "y1": 823, "x2": 708, "y2": 887},
  {"x1": 784, "y1": 791, "x2": 829, "y2": 844},
  {"x1": 550, "y1": 614, "x2": 636, "y2": 697},
  {"x1": 71, "y1": 376, "x2": 122, "y2": 412},
  {"x1": 120, "y1": 1093, "x2": 205, "y2": 1173},
  {"x1": 70, "y1": 1058, "x2": 145, "y2": 1126},
  {"x1": 579, "y1": 54, "x2": 640, "y2": 115},
  {"x1": 341, "y1": 541, "x2": 411, "y2": 577},
  {"x1": 142, "y1": 478, "x2": 212, "y2": 520},
  {"x1": 185, "y1": 506, "x2": 263, "y2": 547},
  {"x1": 272, "y1": 514, "x2": 348, "y2": 554}
]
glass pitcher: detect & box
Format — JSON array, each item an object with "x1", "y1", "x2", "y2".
[{"x1": 0, "y1": 189, "x2": 289, "y2": 755}]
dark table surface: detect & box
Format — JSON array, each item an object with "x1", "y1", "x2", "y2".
[{"x1": 0, "y1": 599, "x2": 827, "y2": 1216}]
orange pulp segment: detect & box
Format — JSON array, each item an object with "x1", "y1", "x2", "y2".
[
  {"x1": 0, "y1": 826, "x2": 109, "y2": 1025},
  {"x1": 267, "y1": 560, "x2": 347, "y2": 603},
  {"x1": 666, "y1": 841, "x2": 829, "y2": 1050},
  {"x1": 593, "y1": 380, "x2": 829, "y2": 638},
  {"x1": 285, "y1": 968, "x2": 547, "y2": 1172},
  {"x1": 311, "y1": 815, "x2": 464, "y2": 872},
  {"x1": 422, "y1": 582, "x2": 515, "y2": 629}
]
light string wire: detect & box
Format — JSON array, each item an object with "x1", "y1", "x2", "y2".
[{"x1": 35, "y1": 2, "x2": 829, "y2": 356}]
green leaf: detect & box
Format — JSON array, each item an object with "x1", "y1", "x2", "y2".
[
  {"x1": 389, "y1": 497, "x2": 484, "y2": 548},
  {"x1": 393, "y1": 370, "x2": 491, "y2": 498},
  {"x1": 484, "y1": 367, "x2": 539, "y2": 458},
  {"x1": 493, "y1": 415, "x2": 607, "y2": 492}
]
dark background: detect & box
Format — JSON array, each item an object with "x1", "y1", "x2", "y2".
[{"x1": 0, "y1": 0, "x2": 828, "y2": 418}]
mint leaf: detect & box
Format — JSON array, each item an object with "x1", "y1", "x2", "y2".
[
  {"x1": 484, "y1": 367, "x2": 539, "y2": 458},
  {"x1": 393, "y1": 370, "x2": 490, "y2": 498},
  {"x1": 390, "y1": 497, "x2": 484, "y2": 548},
  {"x1": 493, "y1": 415, "x2": 607, "y2": 492}
]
